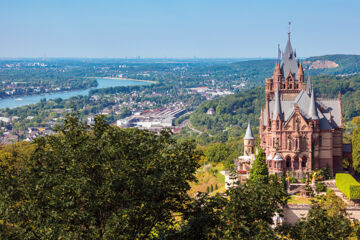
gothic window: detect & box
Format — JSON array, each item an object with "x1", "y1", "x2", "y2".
[
  {"x1": 319, "y1": 136, "x2": 322, "y2": 147},
  {"x1": 276, "y1": 120, "x2": 280, "y2": 130},
  {"x1": 302, "y1": 156, "x2": 307, "y2": 168},
  {"x1": 286, "y1": 156, "x2": 291, "y2": 168}
]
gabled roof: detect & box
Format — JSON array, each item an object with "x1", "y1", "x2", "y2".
[{"x1": 244, "y1": 121, "x2": 255, "y2": 140}]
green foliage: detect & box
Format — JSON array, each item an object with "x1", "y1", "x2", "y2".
[
  {"x1": 315, "y1": 182, "x2": 327, "y2": 193},
  {"x1": 290, "y1": 177, "x2": 298, "y2": 183},
  {"x1": 319, "y1": 164, "x2": 332, "y2": 180},
  {"x1": 204, "y1": 143, "x2": 231, "y2": 163},
  {"x1": 335, "y1": 173, "x2": 360, "y2": 200},
  {"x1": 0, "y1": 114, "x2": 201, "y2": 239},
  {"x1": 176, "y1": 179, "x2": 288, "y2": 240},
  {"x1": 280, "y1": 201, "x2": 353, "y2": 240},
  {"x1": 189, "y1": 86, "x2": 264, "y2": 143},
  {"x1": 249, "y1": 149, "x2": 268, "y2": 184},
  {"x1": 301, "y1": 177, "x2": 307, "y2": 183},
  {"x1": 352, "y1": 118, "x2": 360, "y2": 173}
]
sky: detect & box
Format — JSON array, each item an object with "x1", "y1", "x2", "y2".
[{"x1": 0, "y1": 0, "x2": 359, "y2": 58}]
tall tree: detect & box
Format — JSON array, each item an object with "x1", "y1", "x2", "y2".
[
  {"x1": 0, "y1": 114, "x2": 201, "y2": 239},
  {"x1": 352, "y1": 117, "x2": 360, "y2": 173},
  {"x1": 249, "y1": 149, "x2": 269, "y2": 184},
  {"x1": 280, "y1": 190, "x2": 353, "y2": 240}
]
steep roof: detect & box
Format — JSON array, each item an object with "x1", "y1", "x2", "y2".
[
  {"x1": 308, "y1": 88, "x2": 319, "y2": 120},
  {"x1": 306, "y1": 75, "x2": 312, "y2": 95},
  {"x1": 263, "y1": 89, "x2": 339, "y2": 130},
  {"x1": 280, "y1": 36, "x2": 299, "y2": 77},
  {"x1": 244, "y1": 121, "x2": 255, "y2": 140}
]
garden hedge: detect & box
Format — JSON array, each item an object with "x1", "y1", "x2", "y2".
[{"x1": 335, "y1": 173, "x2": 360, "y2": 200}]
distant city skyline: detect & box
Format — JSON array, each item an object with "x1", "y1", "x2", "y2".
[{"x1": 0, "y1": 0, "x2": 359, "y2": 58}]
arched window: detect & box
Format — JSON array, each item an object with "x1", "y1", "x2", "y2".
[
  {"x1": 286, "y1": 156, "x2": 291, "y2": 168},
  {"x1": 302, "y1": 156, "x2": 307, "y2": 168}
]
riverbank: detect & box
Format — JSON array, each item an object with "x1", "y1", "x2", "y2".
[
  {"x1": 88, "y1": 77, "x2": 157, "y2": 84},
  {"x1": 0, "y1": 78, "x2": 151, "y2": 109}
]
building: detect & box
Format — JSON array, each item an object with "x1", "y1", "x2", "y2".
[
  {"x1": 259, "y1": 32, "x2": 344, "y2": 177},
  {"x1": 224, "y1": 122, "x2": 256, "y2": 188}
]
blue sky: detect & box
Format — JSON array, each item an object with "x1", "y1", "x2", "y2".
[{"x1": 0, "y1": 0, "x2": 359, "y2": 58}]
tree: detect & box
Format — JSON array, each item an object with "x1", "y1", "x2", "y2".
[
  {"x1": 175, "y1": 178, "x2": 288, "y2": 240},
  {"x1": 281, "y1": 190, "x2": 353, "y2": 240},
  {"x1": 204, "y1": 143, "x2": 231, "y2": 164},
  {"x1": 352, "y1": 117, "x2": 360, "y2": 173},
  {"x1": 222, "y1": 178, "x2": 288, "y2": 240},
  {"x1": 0, "y1": 114, "x2": 201, "y2": 239},
  {"x1": 249, "y1": 149, "x2": 269, "y2": 184}
]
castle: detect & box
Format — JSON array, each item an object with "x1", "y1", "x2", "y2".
[{"x1": 243, "y1": 32, "x2": 344, "y2": 177}]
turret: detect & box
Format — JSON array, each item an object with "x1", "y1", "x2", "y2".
[
  {"x1": 308, "y1": 87, "x2": 319, "y2": 120},
  {"x1": 297, "y1": 62, "x2": 304, "y2": 83},
  {"x1": 244, "y1": 121, "x2": 255, "y2": 156},
  {"x1": 273, "y1": 62, "x2": 282, "y2": 84}
]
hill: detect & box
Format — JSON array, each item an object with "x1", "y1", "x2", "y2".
[{"x1": 216, "y1": 54, "x2": 360, "y2": 86}]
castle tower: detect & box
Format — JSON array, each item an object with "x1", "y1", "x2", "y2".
[{"x1": 244, "y1": 122, "x2": 255, "y2": 156}]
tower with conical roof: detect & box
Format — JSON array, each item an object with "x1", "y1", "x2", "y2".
[{"x1": 244, "y1": 121, "x2": 255, "y2": 156}]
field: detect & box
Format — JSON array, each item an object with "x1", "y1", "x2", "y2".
[{"x1": 188, "y1": 163, "x2": 226, "y2": 197}]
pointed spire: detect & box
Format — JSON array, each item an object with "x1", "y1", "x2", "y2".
[
  {"x1": 308, "y1": 87, "x2": 319, "y2": 120},
  {"x1": 274, "y1": 62, "x2": 281, "y2": 75},
  {"x1": 297, "y1": 62, "x2": 304, "y2": 82},
  {"x1": 306, "y1": 73, "x2": 312, "y2": 94},
  {"x1": 298, "y1": 62, "x2": 304, "y2": 75},
  {"x1": 272, "y1": 84, "x2": 283, "y2": 120},
  {"x1": 244, "y1": 121, "x2": 255, "y2": 140}
]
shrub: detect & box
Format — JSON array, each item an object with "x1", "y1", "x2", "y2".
[
  {"x1": 316, "y1": 182, "x2": 327, "y2": 193},
  {"x1": 335, "y1": 173, "x2": 360, "y2": 200},
  {"x1": 290, "y1": 177, "x2": 298, "y2": 183},
  {"x1": 301, "y1": 177, "x2": 307, "y2": 183},
  {"x1": 320, "y1": 165, "x2": 332, "y2": 180}
]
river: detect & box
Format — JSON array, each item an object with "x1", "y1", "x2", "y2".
[{"x1": 0, "y1": 78, "x2": 151, "y2": 109}]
